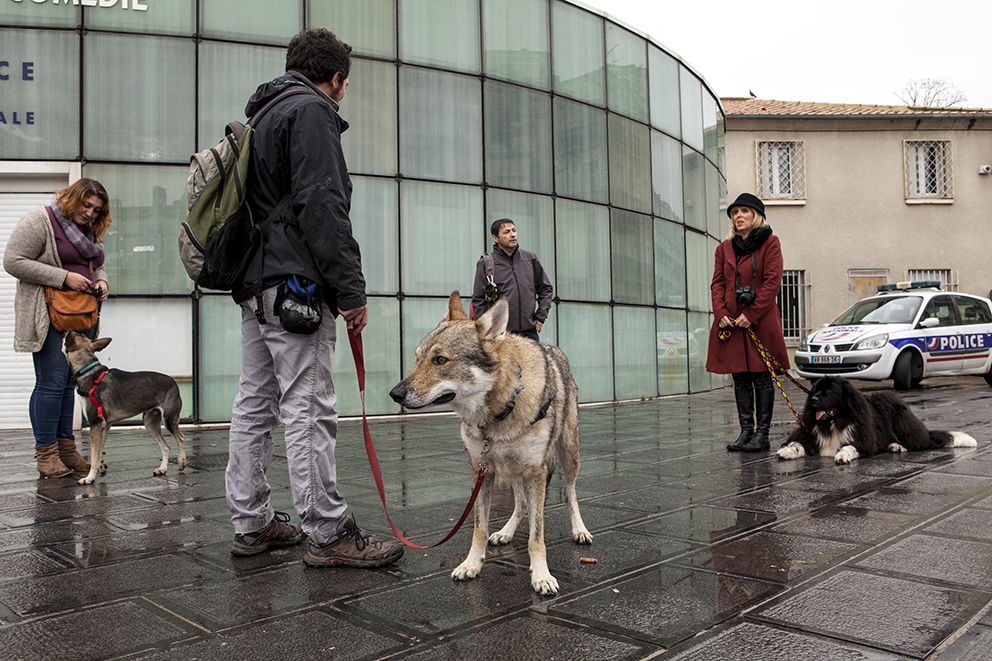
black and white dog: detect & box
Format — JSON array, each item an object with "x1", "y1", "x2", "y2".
[{"x1": 778, "y1": 376, "x2": 976, "y2": 464}]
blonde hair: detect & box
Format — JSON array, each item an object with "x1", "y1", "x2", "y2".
[
  {"x1": 725, "y1": 208, "x2": 767, "y2": 241},
  {"x1": 54, "y1": 178, "x2": 112, "y2": 242}
]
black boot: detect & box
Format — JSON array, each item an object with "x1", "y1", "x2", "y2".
[
  {"x1": 726, "y1": 385, "x2": 755, "y2": 452},
  {"x1": 742, "y1": 386, "x2": 775, "y2": 452}
]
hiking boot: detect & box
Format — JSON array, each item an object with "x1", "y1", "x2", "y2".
[
  {"x1": 303, "y1": 516, "x2": 404, "y2": 568},
  {"x1": 231, "y1": 511, "x2": 305, "y2": 556}
]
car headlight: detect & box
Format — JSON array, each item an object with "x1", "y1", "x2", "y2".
[
  {"x1": 854, "y1": 333, "x2": 888, "y2": 351},
  {"x1": 798, "y1": 337, "x2": 809, "y2": 351}
]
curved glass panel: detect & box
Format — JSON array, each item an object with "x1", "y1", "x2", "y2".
[
  {"x1": 342, "y1": 58, "x2": 398, "y2": 176},
  {"x1": 85, "y1": 0, "x2": 194, "y2": 35},
  {"x1": 682, "y1": 145, "x2": 707, "y2": 231},
  {"x1": 351, "y1": 176, "x2": 399, "y2": 295},
  {"x1": 648, "y1": 46, "x2": 680, "y2": 138},
  {"x1": 558, "y1": 302, "x2": 613, "y2": 403},
  {"x1": 651, "y1": 130, "x2": 683, "y2": 222},
  {"x1": 615, "y1": 306, "x2": 657, "y2": 399},
  {"x1": 333, "y1": 297, "x2": 402, "y2": 415},
  {"x1": 555, "y1": 199, "x2": 609, "y2": 302},
  {"x1": 85, "y1": 163, "x2": 190, "y2": 296},
  {"x1": 197, "y1": 42, "x2": 285, "y2": 151},
  {"x1": 551, "y1": 1, "x2": 604, "y2": 106},
  {"x1": 311, "y1": 0, "x2": 396, "y2": 59},
  {"x1": 608, "y1": 114, "x2": 651, "y2": 214},
  {"x1": 553, "y1": 97, "x2": 608, "y2": 204},
  {"x1": 679, "y1": 67, "x2": 704, "y2": 151},
  {"x1": 201, "y1": 0, "x2": 302, "y2": 45},
  {"x1": 657, "y1": 307, "x2": 689, "y2": 395},
  {"x1": 0, "y1": 29, "x2": 79, "y2": 160},
  {"x1": 485, "y1": 81, "x2": 552, "y2": 193},
  {"x1": 483, "y1": 0, "x2": 549, "y2": 88},
  {"x1": 611, "y1": 210, "x2": 653, "y2": 305},
  {"x1": 606, "y1": 24, "x2": 647, "y2": 122},
  {"x1": 400, "y1": 67, "x2": 482, "y2": 183},
  {"x1": 655, "y1": 218, "x2": 686, "y2": 309},
  {"x1": 84, "y1": 33, "x2": 194, "y2": 162},
  {"x1": 688, "y1": 310, "x2": 712, "y2": 392},
  {"x1": 685, "y1": 230, "x2": 711, "y2": 313},
  {"x1": 198, "y1": 294, "x2": 242, "y2": 422},
  {"x1": 400, "y1": 181, "x2": 483, "y2": 296},
  {"x1": 486, "y1": 189, "x2": 555, "y2": 283},
  {"x1": 399, "y1": 0, "x2": 480, "y2": 73},
  {"x1": 1, "y1": 2, "x2": 79, "y2": 27}
]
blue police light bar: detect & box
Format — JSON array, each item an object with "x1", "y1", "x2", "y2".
[{"x1": 877, "y1": 280, "x2": 942, "y2": 292}]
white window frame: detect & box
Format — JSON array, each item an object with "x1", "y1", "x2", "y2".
[
  {"x1": 756, "y1": 141, "x2": 806, "y2": 201},
  {"x1": 777, "y1": 270, "x2": 810, "y2": 346},
  {"x1": 904, "y1": 140, "x2": 953, "y2": 202}
]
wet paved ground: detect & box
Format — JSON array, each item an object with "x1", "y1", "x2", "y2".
[{"x1": 1, "y1": 376, "x2": 991, "y2": 660}]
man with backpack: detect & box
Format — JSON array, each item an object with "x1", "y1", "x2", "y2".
[
  {"x1": 471, "y1": 218, "x2": 553, "y2": 342},
  {"x1": 224, "y1": 28, "x2": 403, "y2": 569}
]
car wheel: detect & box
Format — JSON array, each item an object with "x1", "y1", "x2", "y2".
[{"x1": 892, "y1": 351, "x2": 921, "y2": 391}]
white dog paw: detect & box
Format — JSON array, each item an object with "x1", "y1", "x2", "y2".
[
  {"x1": 777, "y1": 443, "x2": 804, "y2": 460},
  {"x1": 451, "y1": 560, "x2": 482, "y2": 581},
  {"x1": 488, "y1": 532, "x2": 512, "y2": 545},
  {"x1": 78, "y1": 475, "x2": 96, "y2": 485},
  {"x1": 531, "y1": 572, "x2": 560, "y2": 596},
  {"x1": 178, "y1": 457, "x2": 187, "y2": 470},
  {"x1": 887, "y1": 443, "x2": 907, "y2": 453},
  {"x1": 573, "y1": 530, "x2": 593, "y2": 545},
  {"x1": 153, "y1": 468, "x2": 167, "y2": 475},
  {"x1": 834, "y1": 446, "x2": 859, "y2": 464}
]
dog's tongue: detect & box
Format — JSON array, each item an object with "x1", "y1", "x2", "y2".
[{"x1": 816, "y1": 410, "x2": 830, "y2": 421}]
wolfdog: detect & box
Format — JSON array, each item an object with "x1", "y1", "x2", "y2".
[
  {"x1": 63, "y1": 331, "x2": 186, "y2": 485},
  {"x1": 389, "y1": 292, "x2": 592, "y2": 595}
]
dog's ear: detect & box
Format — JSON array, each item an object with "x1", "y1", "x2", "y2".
[
  {"x1": 91, "y1": 337, "x2": 112, "y2": 352},
  {"x1": 63, "y1": 331, "x2": 80, "y2": 351},
  {"x1": 476, "y1": 297, "x2": 508, "y2": 341},
  {"x1": 445, "y1": 291, "x2": 469, "y2": 321}
]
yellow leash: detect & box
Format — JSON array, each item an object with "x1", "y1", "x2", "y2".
[{"x1": 720, "y1": 322, "x2": 808, "y2": 427}]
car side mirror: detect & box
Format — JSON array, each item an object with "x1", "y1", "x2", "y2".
[{"x1": 919, "y1": 317, "x2": 940, "y2": 329}]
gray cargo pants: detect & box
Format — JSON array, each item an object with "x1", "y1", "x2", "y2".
[{"x1": 225, "y1": 285, "x2": 348, "y2": 545}]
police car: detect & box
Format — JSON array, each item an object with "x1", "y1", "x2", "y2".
[{"x1": 794, "y1": 281, "x2": 992, "y2": 390}]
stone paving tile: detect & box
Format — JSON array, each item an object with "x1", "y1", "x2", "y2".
[
  {"x1": 548, "y1": 564, "x2": 783, "y2": 649},
  {"x1": 674, "y1": 530, "x2": 859, "y2": 584},
  {"x1": 855, "y1": 533, "x2": 992, "y2": 590},
  {"x1": 663, "y1": 621, "x2": 907, "y2": 661},
  {"x1": 754, "y1": 569, "x2": 989, "y2": 658},
  {"x1": 771, "y1": 506, "x2": 919, "y2": 544},
  {"x1": 126, "y1": 607, "x2": 412, "y2": 661},
  {"x1": 0, "y1": 600, "x2": 200, "y2": 660},
  {"x1": 626, "y1": 505, "x2": 779, "y2": 544},
  {"x1": 924, "y1": 507, "x2": 992, "y2": 542}
]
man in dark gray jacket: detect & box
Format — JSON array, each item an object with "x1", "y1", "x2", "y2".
[
  {"x1": 471, "y1": 218, "x2": 553, "y2": 342},
  {"x1": 225, "y1": 28, "x2": 402, "y2": 569}
]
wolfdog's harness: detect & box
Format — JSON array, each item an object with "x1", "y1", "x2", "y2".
[
  {"x1": 489, "y1": 365, "x2": 553, "y2": 425},
  {"x1": 72, "y1": 360, "x2": 108, "y2": 421}
]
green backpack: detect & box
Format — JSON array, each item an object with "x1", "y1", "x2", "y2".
[{"x1": 179, "y1": 85, "x2": 313, "y2": 292}]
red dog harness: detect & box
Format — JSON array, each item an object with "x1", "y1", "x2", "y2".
[{"x1": 87, "y1": 369, "x2": 108, "y2": 421}]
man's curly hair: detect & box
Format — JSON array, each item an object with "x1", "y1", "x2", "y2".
[{"x1": 286, "y1": 28, "x2": 352, "y2": 85}]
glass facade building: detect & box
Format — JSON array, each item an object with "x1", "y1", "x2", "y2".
[{"x1": 0, "y1": 0, "x2": 727, "y2": 422}]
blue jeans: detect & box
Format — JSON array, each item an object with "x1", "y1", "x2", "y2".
[
  {"x1": 31, "y1": 325, "x2": 94, "y2": 448},
  {"x1": 225, "y1": 286, "x2": 348, "y2": 544}
]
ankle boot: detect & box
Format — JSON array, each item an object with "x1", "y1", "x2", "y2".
[
  {"x1": 36, "y1": 444, "x2": 72, "y2": 478},
  {"x1": 742, "y1": 387, "x2": 775, "y2": 452},
  {"x1": 56, "y1": 437, "x2": 91, "y2": 472},
  {"x1": 726, "y1": 385, "x2": 755, "y2": 451}
]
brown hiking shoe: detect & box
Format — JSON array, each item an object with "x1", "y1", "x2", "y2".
[
  {"x1": 303, "y1": 516, "x2": 404, "y2": 568},
  {"x1": 231, "y1": 511, "x2": 305, "y2": 556}
]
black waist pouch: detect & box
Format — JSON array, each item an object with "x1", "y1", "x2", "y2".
[{"x1": 274, "y1": 275, "x2": 322, "y2": 334}]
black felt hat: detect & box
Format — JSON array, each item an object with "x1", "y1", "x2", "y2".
[{"x1": 727, "y1": 193, "x2": 765, "y2": 218}]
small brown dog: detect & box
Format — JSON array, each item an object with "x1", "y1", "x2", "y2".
[{"x1": 63, "y1": 331, "x2": 186, "y2": 485}]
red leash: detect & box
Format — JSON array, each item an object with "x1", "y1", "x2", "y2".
[{"x1": 347, "y1": 327, "x2": 487, "y2": 549}]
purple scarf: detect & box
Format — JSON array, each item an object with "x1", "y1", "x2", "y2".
[{"x1": 48, "y1": 201, "x2": 104, "y2": 261}]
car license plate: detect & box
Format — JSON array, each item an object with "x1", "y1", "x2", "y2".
[{"x1": 812, "y1": 356, "x2": 842, "y2": 364}]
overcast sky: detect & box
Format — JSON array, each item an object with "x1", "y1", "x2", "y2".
[{"x1": 588, "y1": 0, "x2": 992, "y2": 108}]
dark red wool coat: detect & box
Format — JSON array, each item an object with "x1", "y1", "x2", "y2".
[{"x1": 705, "y1": 234, "x2": 791, "y2": 374}]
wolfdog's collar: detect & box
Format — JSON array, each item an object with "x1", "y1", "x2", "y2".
[{"x1": 493, "y1": 365, "x2": 525, "y2": 422}]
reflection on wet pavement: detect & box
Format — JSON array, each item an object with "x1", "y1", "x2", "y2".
[{"x1": 0, "y1": 376, "x2": 988, "y2": 659}]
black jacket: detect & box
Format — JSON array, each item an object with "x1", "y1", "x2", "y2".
[
  {"x1": 233, "y1": 71, "x2": 365, "y2": 312},
  {"x1": 471, "y1": 246, "x2": 553, "y2": 333}
]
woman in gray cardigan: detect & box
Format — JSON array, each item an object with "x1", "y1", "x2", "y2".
[{"x1": 4, "y1": 178, "x2": 111, "y2": 478}]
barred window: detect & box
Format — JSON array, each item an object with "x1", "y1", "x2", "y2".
[
  {"x1": 906, "y1": 269, "x2": 958, "y2": 292},
  {"x1": 904, "y1": 140, "x2": 953, "y2": 200},
  {"x1": 756, "y1": 141, "x2": 805, "y2": 200},
  {"x1": 777, "y1": 270, "x2": 810, "y2": 345}
]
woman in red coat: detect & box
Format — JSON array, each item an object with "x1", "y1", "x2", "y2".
[{"x1": 706, "y1": 193, "x2": 790, "y2": 452}]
